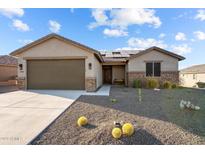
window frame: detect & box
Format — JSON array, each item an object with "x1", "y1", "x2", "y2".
[
  {"x1": 145, "y1": 61, "x2": 161, "y2": 77},
  {"x1": 193, "y1": 74, "x2": 196, "y2": 80}
]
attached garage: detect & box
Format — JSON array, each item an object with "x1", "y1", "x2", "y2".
[
  {"x1": 10, "y1": 34, "x2": 103, "y2": 92},
  {"x1": 27, "y1": 59, "x2": 85, "y2": 90}
]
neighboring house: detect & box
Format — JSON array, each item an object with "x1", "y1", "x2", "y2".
[
  {"x1": 0, "y1": 55, "x2": 17, "y2": 84},
  {"x1": 180, "y1": 64, "x2": 205, "y2": 87},
  {"x1": 10, "y1": 34, "x2": 185, "y2": 92}
]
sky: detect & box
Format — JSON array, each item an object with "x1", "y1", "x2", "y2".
[{"x1": 0, "y1": 8, "x2": 205, "y2": 69}]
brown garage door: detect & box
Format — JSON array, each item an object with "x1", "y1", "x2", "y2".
[{"x1": 27, "y1": 59, "x2": 85, "y2": 90}]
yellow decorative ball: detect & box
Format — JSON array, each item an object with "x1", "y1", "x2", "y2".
[
  {"x1": 122, "y1": 123, "x2": 134, "y2": 136},
  {"x1": 112, "y1": 128, "x2": 122, "y2": 139},
  {"x1": 77, "y1": 116, "x2": 88, "y2": 126}
]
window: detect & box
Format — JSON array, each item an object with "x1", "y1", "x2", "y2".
[
  {"x1": 193, "y1": 74, "x2": 196, "y2": 80},
  {"x1": 146, "y1": 63, "x2": 153, "y2": 77},
  {"x1": 154, "y1": 62, "x2": 161, "y2": 77},
  {"x1": 146, "y1": 62, "x2": 161, "y2": 77},
  {"x1": 112, "y1": 52, "x2": 120, "y2": 54}
]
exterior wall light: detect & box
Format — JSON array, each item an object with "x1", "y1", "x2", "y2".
[
  {"x1": 19, "y1": 64, "x2": 23, "y2": 70},
  {"x1": 89, "y1": 63, "x2": 92, "y2": 70}
]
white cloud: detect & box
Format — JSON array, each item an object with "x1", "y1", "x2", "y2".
[
  {"x1": 12, "y1": 19, "x2": 30, "y2": 32},
  {"x1": 127, "y1": 37, "x2": 167, "y2": 49},
  {"x1": 159, "y1": 33, "x2": 166, "y2": 38},
  {"x1": 175, "y1": 32, "x2": 186, "y2": 41},
  {"x1": 193, "y1": 31, "x2": 205, "y2": 40},
  {"x1": 171, "y1": 44, "x2": 192, "y2": 55},
  {"x1": 103, "y1": 28, "x2": 128, "y2": 37},
  {"x1": 49, "y1": 20, "x2": 61, "y2": 33},
  {"x1": 0, "y1": 8, "x2": 24, "y2": 18},
  {"x1": 89, "y1": 8, "x2": 161, "y2": 31},
  {"x1": 18, "y1": 39, "x2": 33, "y2": 44},
  {"x1": 195, "y1": 9, "x2": 205, "y2": 21},
  {"x1": 89, "y1": 9, "x2": 110, "y2": 29}
]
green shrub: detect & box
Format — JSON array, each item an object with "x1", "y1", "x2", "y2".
[
  {"x1": 196, "y1": 82, "x2": 205, "y2": 88},
  {"x1": 177, "y1": 85, "x2": 184, "y2": 89},
  {"x1": 146, "y1": 78, "x2": 159, "y2": 89},
  {"x1": 171, "y1": 84, "x2": 177, "y2": 89},
  {"x1": 163, "y1": 81, "x2": 172, "y2": 89},
  {"x1": 133, "y1": 79, "x2": 142, "y2": 88}
]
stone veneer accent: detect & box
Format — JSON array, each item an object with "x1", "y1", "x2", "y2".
[
  {"x1": 127, "y1": 71, "x2": 179, "y2": 87},
  {"x1": 17, "y1": 77, "x2": 26, "y2": 89},
  {"x1": 85, "y1": 77, "x2": 96, "y2": 92}
]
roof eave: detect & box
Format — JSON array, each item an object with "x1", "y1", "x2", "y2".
[
  {"x1": 129, "y1": 46, "x2": 185, "y2": 61},
  {"x1": 9, "y1": 33, "x2": 104, "y2": 62}
]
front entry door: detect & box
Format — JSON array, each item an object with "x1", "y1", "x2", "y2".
[{"x1": 103, "y1": 66, "x2": 112, "y2": 84}]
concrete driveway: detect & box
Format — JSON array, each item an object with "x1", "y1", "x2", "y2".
[{"x1": 0, "y1": 90, "x2": 83, "y2": 145}]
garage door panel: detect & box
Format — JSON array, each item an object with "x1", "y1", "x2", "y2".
[{"x1": 27, "y1": 59, "x2": 85, "y2": 90}]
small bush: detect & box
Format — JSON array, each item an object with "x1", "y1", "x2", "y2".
[
  {"x1": 196, "y1": 82, "x2": 205, "y2": 88},
  {"x1": 146, "y1": 78, "x2": 159, "y2": 89},
  {"x1": 171, "y1": 84, "x2": 177, "y2": 89},
  {"x1": 177, "y1": 85, "x2": 184, "y2": 89},
  {"x1": 133, "y1": 79, "x2": 142, "y2": 88},
  {"x1": 163, "y1": 81, "x2": 172, "y2": 89}
]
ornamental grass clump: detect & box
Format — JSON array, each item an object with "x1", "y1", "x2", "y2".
[
  {"x1": 171, "y1": 84, "x2": 177, "y2": 89},
  {"x1": 196, "y1": 82, "x2": 205, "y2": 88},
  {"x1": 133, "y1": 79, "x2": 142, "y2": 88},
  {"x1": 163, "y1": 81, "x2": 172, "y2": 89},
  {"x1": 147, "y1": 78, "x2": 159, "y2": 89}
]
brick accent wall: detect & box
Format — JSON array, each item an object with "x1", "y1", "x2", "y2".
[
  {"x1": 85, "y1": 77, "x2": 96, "y2": 92},
  {"x1": 127, "y1": 71, "x2": 179, "y2": 87}
]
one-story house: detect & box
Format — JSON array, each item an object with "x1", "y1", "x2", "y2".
[
  {"x1": 10, "y1": 33, "x2": 185, "y2": 91},
  {"x1": 0, "y1": 55, "x2": 17, "y2": 85},
  {"x1": 180, "y1": 64, "x2": 205, "y2": 87}
]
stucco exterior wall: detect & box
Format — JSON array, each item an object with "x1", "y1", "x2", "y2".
[
  {"x1": 128, "y1": 49, "x2": 178, "y2": 72},
  {"x1": 94, "y1": 56, "x2": 102, "y2": 88},
  {"x1": 180, "y1": 73, "x2": 205, "y2": 87},
  {"x1": 127, "y1": 49, "x2": 180, "y2": 86},
  {"x1": 15, "y1": 38, "x2": 102, "y2": 91}
]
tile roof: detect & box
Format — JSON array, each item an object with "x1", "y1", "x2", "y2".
[
  {"x1": 180, "y1": 64, "x2": 205, "y2": 73},
  {"x1": 0, "y1": 55, "x2": 17, "y2": 66}
]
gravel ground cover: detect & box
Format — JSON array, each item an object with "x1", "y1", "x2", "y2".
[{"x1": 32, "y1": 86, "x2": 205, "y2": 145}]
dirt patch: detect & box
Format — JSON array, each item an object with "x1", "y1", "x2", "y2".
[{"x1": 32, "y1": 86, "x2": 205, "y2": 145}]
